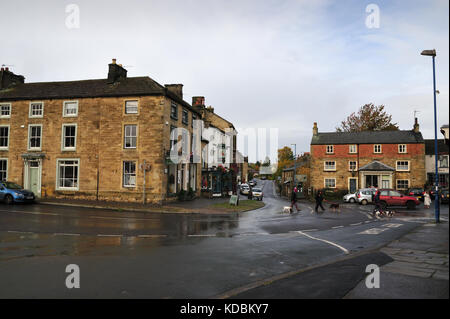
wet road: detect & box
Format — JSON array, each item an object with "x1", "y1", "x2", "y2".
[{"x1": 0, "y1": 180, "x2": 446, "y2": 298}]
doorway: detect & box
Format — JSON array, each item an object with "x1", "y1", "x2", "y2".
[{"x1": 25, "y1": 160, "x2": 41, "y2": 197}]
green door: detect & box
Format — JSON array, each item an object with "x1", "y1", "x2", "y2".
[{"x1": 28, "y1": 161, "x2": 40, "y2": 197}]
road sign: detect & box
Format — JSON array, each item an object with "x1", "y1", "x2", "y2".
[{"x1": 229, "y1": 195, "x2": 239, "y2": 206}]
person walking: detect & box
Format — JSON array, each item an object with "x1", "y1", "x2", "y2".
[
  {"x1": 372, "y1": 190, "x2": 382, "y2": 215},
  {"x1": 315, "y1": 190, "x2": 325, "y2": 213},
  {"x1": 248, "y1": 187, "x2": 253, "y2": 200},
  {"x1": 290, "y1": 187, "x2": 301, "y2": 213},
  {"x1": 424, "y1": 191, "x2": 431, "y2": 209}
]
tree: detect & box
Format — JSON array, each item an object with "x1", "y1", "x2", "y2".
[
  {"x1": 336, "y1": 104, "x2": 399, "y2": 132},
  {"x1": 262, "y1": 156, "x2": 271, "y2": 167},
  {"x1": 273, "y1": 147, "x2": 295, "y2": 178}
]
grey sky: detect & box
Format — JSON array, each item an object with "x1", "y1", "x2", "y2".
[{"x1": 1, "y1": 0, "x2": 448, "y2": 162}]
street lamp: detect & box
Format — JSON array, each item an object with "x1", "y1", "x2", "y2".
[
  {"x1": 421, "y1": 49, "x2": 440, "y2": 223},
  {"x1": 291, "y1": 144, "x2": 297, "y2": 188}
]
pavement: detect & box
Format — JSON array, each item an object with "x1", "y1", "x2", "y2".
[{"x1": 231, "y1": 218, "x2": 449, "y2": 299}]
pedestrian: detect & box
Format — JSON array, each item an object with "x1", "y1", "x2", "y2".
[
  {"x1": 424, "y1": 191, "x2": 431, "y2": 209},
  {"x1": 372, "y1": 190, "x2": 383, "y2": 215},
  {"x1": 290, "y1": 187, "x2": 301, "y2": 213},
  {"x1": 315, "y1": 190, "x2": 325, "y2": 213},
  {"x1": 248, "y1": 187, "x2": 253, "y2": 200}
]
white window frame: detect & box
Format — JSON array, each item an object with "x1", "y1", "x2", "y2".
[
  {"x1": 56, "y1": 158, "x2": 80, "y2": 191},
  {"x1": 63, "y1": 100, "x2": 79, "y2": 117},
  {"x1": 398, "y1": 144, "x2": 407, "y2": 154},
  {"x1": 28, "y1": 124, "x2": 42, "y2": 151},
  {"x1": 0, "y1": 125, "x2": 10, "y2": 150},
  {"x1": 324, "y1": 161, "x2": 336, "y2": 171},
  {"x1": 396, "y1": 179, "x2": 409, "y2": 190},
  {"x1": 61, "y1": 123, "x2": 77, "y2": 151},
  {"x1": 326, "y1": 145, "x2": 334, "y2": 154},
  {"x1": 29, "y1": 101, "x2": 44, "y2": 118},
  {"x1": 348, "y1": 161, "x2": 358, "y2": 171},
  {"x1": 374, "y1": 144, "x2": 382, "y2": 153},
  {"x1": 125, "y1": 100, "x2": 138, "y2": 114},
  {"x1": 324, "y1": 178, "x2": 336, "y2": 189},
  {"x1": 0, "y1": 103, "x2": 11, "y2": 118},
  {"x1": 0, "y1": 158, "x2": 8, "y2": 181},
  {"x1": 123, "y1": 161, "x2": 137, "y2": 188},
  {"x1": 124, "y1": 124, "x2": 138, "y2": 149},
  {"x1": 349, "y1": 144, "x2": 357, "y2": 154},
  {"x1": 396, "y1": 160, "x2": 410, "y2": 172}
]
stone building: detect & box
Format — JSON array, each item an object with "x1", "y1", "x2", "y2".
[
  {"x1": 281, "y1": 154, "x2": 310, "y2": 197},
  {"x1": 0, "y1": 60, "x2": 212, "y2": 203},
  {"x1": 310, "y1": 119, "x2": 426, "y2": 193},
  {"x1": 424, "y1": 139, "x2": 449, "y2": 189}
]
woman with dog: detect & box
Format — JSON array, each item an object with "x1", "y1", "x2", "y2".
[
  {"x1": 424, "y1": 191, "x2": 431, "y2": 209},
  {"x1": 315, "y1": 190, "x2": 325, "y2": 213},
  {"x1": 290, "y1": 187, "x2": 301, "y2": 213}
]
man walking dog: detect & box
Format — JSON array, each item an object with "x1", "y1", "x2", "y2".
[
  {"x1": 315, "y1": 190, "x2": 325, "y2": 213},
  {"x1": 290, "y1": 187, "x2": 301, "y2": 213}
]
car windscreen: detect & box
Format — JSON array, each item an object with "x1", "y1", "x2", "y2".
[
  {"x1": 5, "y1": 182, "x2": 23, "y2": 190},
  {"x1": 253, "y1": 188, "x2": 262, "y2": 192}
]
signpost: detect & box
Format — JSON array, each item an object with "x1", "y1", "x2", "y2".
[{"x1": 229, "y1": 195, "x2": 239, "y2": 206}]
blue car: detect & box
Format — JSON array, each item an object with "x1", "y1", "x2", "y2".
[{"x1": 0, "y1": 181, "x2": 36, "y2": 204}]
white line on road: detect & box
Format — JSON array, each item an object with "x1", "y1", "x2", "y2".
[
  {"x1": 188, "y1": 234, "x2": 216, "y2": 237},
  {"x1": 137, "y1": 234, "x2": 167, "y2": 238},
  {"x1": 7, "y1": 230, "x2": 34, "y2": 234},
  {"x1": 332, "y1": 226, "x2": 344, "y2": 229},
  {"x1": 296, "y1": 231, "x2": 349, "y2": 254},
  {"x1": 350, "y1": 222, "x2": 362, "y2": 226},
  {"x1": 358, "y1": 228, "x2": 387, "y2": 235},
  {"x1": 97, "y1": 234, "x2": 122, "y2": 237},
  {"x1": 53, "y1": 233, "x2": 80, "y2": 236}
]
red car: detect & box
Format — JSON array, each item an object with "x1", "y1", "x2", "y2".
[{"x1": 378, "y1": 189, "x2": 420, "y2": 210}]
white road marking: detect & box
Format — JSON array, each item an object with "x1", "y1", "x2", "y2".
[
  {"x1": 7, "y1": 230, "x2": 34, "y2": 234},
  {"x1": 296, "y1": 231, "x2": 349, "y2": 254},
  {"x1": 350, "y1": 222, "x2": 362, "y2": 226},
  {"x1": 358, "y1": 228, "x2": 387, "y2": 235},
  {"x1": 53, "y1": 233, "x2": 80, "y2": 236},
  {"x1": 137, "y1": 234, "x2": 167, "y2": 238},
  {"x1": 188, "y1": 234, "x2": 216, "y2": 237},
  {"x1": 97, "y1": 234, "x2": 122, "y2": 237},
  {"x1": 382, "y1": 223, "x2": 403, "y2": 228},
  {"x1": 332, "y1": 226, "x2": 344, "y2": 229}
]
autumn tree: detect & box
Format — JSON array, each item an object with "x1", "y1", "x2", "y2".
[
  {"x1": 273, "y1": 146, "x2": 295, "y2": 178},
  {"x1": 336, "y1": 104, "x2": 399, "y2": 132}
]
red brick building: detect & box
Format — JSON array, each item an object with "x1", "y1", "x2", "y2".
[{"x1": 310, "y1": 119, "x2": 426, "y2": 193}]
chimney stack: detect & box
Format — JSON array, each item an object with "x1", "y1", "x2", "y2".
[
  {"x1": 313, "y1": 122, "x2": 318, "y2": 136},
  {"x1": 192, "y1": 96, "x2": 205, "y2": 107},
  {"x1": 413, "y1": 117, "x2": 420, "y2": 133},
  {"x1": 165, "y1": 84, "x2": 183, "y2": 100},
  {"x1": 0, "y1": 67, "x2": 25, "y2": 89},
  {"x1": 107, "y1": 59, "x2": 127, "y2": 84}
]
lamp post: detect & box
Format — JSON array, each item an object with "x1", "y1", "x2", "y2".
[
  {"x1": 291, "y1": 143, "x2": 297, "y2": 190},
  {"x1": 421, "y1": 49, "x2": 440, "y2": 223}
]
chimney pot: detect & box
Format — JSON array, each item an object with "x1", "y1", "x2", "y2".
[
  {"x1": 5, "y1": 67, "x2": 8, "y2": 71},
  {"x1": 112, "y1": 58, "x2": 116, "y2": 64}
]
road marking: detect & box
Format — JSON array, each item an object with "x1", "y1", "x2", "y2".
[
  {"x1": 7, "y1": 230, "x2": 34, "y2": 234},
  {"x1": 53, "y1": 233, "x2": 80, "y2": 236},
  {"x1": 0, "y1": 210, "x2": 59, "y2": 216},
  {"x1": 188, "y1": 234, "x2": 216, "y2": 237},
  {"x1": 332, "y1": 225, "x2": 344, "y2": 229},
  {"x1": 350, "y1": 222, "x2": 362, "y2": 226},
  {"x1": 358, "y1": 228, "x2": 387, "y2": 235},
  {"x1": 382, "y1": 223, "x2": 403, "y2": 228},
  {"x1": 296, "y1": 231, "x2": 349, "y2": 254}
]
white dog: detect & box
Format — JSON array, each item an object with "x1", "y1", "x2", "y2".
[{"x1": 283, "y1": 206, "x2": 293, "y2": 214}]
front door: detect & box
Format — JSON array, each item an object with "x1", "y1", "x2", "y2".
[
  {"x1": 27, "y1": 160, "x2": 41, "y2": 197},
  {"x1": 349, "y1": 178, "x2": 357, "y2": 193}
]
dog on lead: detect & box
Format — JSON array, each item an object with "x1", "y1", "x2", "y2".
[
  {"x1": 373, "y1": 210, "x2": 395, "y2": 218},
  {"x1": 283, "y1": 206, "x2": 293, "y2": 214},
  {"x1": 329, "y1": 203, "x2": 340, "y2": 213}
]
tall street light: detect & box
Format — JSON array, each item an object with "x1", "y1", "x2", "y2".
[
  {"x1": 291, "y1": 143, "x2": 297, "y2": 189},
  {"x1": 421, "y1": 49, "x2": 440, "y2": 223}
]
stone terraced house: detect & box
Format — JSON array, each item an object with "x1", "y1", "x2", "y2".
[
  {"x1": 0, "y1": 60, "x2": 235, "y2": 203},
  {"x1": 310, "y1": 119, "x2": 426, "y2": 193}
]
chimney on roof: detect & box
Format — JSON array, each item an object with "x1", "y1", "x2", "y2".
[
  {"x1": 313, "y1": 122, "x2": 318, "y2": 136},
  {"x1": 0, "y1": 67, "x2": 25, "y2": 89},
  {"x1": 413, "y1": 117, "x2": 420, "y2": 133},
  {"x1": 165, "y1": 84, "x2": 183, "y2": 100},
  {"x1": 206, "y1": 106, "x2": 214, "y2": 113},
  {"x1": 107, "y1": 59, "x2": 127, "y2": 84},
  {"x1": 192, "y1": 96, "x2": 205, "y2": 108}
]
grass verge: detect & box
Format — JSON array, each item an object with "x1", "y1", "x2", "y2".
[{"x1": 207, "y1": 200, "x2": 265, "y2": 212}]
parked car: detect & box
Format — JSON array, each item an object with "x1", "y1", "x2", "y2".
[
  {"x1": 406, "y1": 188, "x2": 425, "y2": 201},
  {"x1": 0, "y1": 181, "x2": 35, "y2": 204},
  {"x1": 440, "y1": 189, "x2": 449, "y2": 204},
  {"x1": 356, "y1": 188, "x2": 378, "y2": 205},
  {"x1": 378, "y1": 189, "x2": 420, "y2": 210},
  {"x1": 251, "y1": 187, "x2": 263, "y2": 201},
  {"x1": 249, "y1": 180, "x2": 256, "y2": 187},
  {"x1": 343, "y1": 192, "x2": 357, "y2": 203},
  {"x1": 240, "y1": 184, "x2": 250, "y2": 195}
]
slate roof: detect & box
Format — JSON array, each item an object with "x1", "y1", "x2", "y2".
[
  {"x1": 310, "y1": 130, "x2": 424, "y2": 145},
  {"x1": 0, "y1": 76, "x2": 201, "y2": 115},
  {"x1": 424, "y1": 139, "x2": 449, "y2": 155},
  {"x1": 359, "y1": 161, "x2": 395, "y2": 171}
]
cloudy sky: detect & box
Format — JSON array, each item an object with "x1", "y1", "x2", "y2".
[{"x1": 1, "y1": 0, "x2": 448, "y2": 162}]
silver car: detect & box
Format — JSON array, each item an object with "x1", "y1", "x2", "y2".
[
  {"x1": 251, "y1": 187, "x2": 263, "y2": 201},
  {"x1": 240, "y1": 184, "x2": 250, "y2": 195},
  {"x1": 343, "y1": 193, "x2": 357, "y2": 203},
  {"x1": 356, "y1": 188, "x2": 378, "y2": 205}
]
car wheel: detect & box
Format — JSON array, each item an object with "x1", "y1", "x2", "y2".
[
  {"x1": 361, "y1": 199, "x2": 368, "y2": 205},
  {"x1": 4, "y1": 194, "x2": 14, "y2": 205},
  {"x1": 407, "y1": 201, "x2": 416, "y2": 210},
  {"x1": 349, "y1": 198, "x2": 356, "y2": 203}
]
